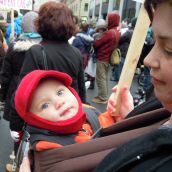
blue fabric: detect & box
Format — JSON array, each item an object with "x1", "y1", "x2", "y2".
[
  {"x1": 6, "y1": 17, "x2": 22, "y2": 44},
  {"x1": 21, "y1": 32, "x2": 41, "y2": 39},
  {"x1": 112, "y1": 64, "x2": 120, "y2": 81},
  {"x1": 72, "y1": 36, "x2": 85, "y2": 54},
  {"x1": 72, "y1": 33, "x2": 91, "y2": 55},
  {"x1": 119, "y1": 57, "x2": 125, "y2": 75},
  {"x1": 87, "y1": 28, "x2": 95, "y2": 36}
]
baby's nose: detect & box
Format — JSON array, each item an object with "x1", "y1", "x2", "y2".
[{"x1": 55, "y1": 99, "x2": 65, "y2": 109}]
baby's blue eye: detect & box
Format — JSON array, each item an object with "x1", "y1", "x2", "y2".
[
  {"x1": 41, "y1": 103, "x2": 49, "y2": 109},
  {"x1": 57, "y1": 90, "x2": 64, "y2": 96}
]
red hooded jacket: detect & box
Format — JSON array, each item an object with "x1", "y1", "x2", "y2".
[{"x1": 94, "y1": 12, "x2": 120, "y2": 62}]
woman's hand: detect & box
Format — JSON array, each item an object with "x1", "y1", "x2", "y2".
[{"x1": 107, "y1": 85, "x2": 134, "y2": 120}]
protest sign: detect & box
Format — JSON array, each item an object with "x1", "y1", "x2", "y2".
[{"x1": 0, "y1": 0, "x2": 32, "y2": 10}]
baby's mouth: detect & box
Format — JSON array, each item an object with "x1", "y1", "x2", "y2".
[{"x1": 59, "y1": 107, "x2": 71, "y2": 117}]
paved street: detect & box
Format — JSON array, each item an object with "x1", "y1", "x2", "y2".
[
  {"x1": 0, "y1": 112, "x2": 13, "y2": 172},
  {"x1": 0, "y1": 73, "x2": 139, "y2": 172}
]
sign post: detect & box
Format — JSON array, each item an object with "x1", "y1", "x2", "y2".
[
  {"x1": 10, "y1": 8, "x2": 14, "y2": 42},
  {"x1": 112, "y1": 1, "x2": 150, "y2": 116}
]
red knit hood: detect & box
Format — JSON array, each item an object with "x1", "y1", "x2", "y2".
[
  {"x1": 107, "y1": 12, "x2": 120, "y2": 30},
  {"x1": 15, "y1": 70, "x2": 86, "y2": 134}
]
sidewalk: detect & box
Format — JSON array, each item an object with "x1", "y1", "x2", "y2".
[{"x1": 87, "y1": 74, "x2": 139, "y2": 112}]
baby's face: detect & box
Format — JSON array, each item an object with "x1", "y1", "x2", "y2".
[{"x1": 29, "y1": 78, "x2": 79, "y2": 122}]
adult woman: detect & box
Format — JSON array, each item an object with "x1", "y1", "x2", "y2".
[
  {"x1": 19, "y1": 0, "x2": 172, "y2": 171},
  {"x1": 95, "y1": 0, "x2": 172, "y2": 171}
]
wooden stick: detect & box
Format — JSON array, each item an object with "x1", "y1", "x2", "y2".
[
  {"x1": 112, "y1": 3, "x2": 150, "y2": 116},
  {"x1": 11, "y1": 8, "x2": 14, "y2": 42}
]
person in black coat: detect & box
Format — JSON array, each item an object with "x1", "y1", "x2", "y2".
[
  {"x1": 0, "y1": 12, "x2": 42, "y2": 165},
  {"x1": 0, "y1": 11, "x2": 42, "y2": 122},
  {"x1": 117, "y1": 17, "x2": 137, "y2": 76}
]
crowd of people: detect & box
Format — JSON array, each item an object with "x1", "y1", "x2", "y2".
[{"x1": 1, "y1": 0, "x2": 171, "y2": 171}]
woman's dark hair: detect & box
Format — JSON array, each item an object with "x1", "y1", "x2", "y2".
[
  {"x1": 144, "y1": 0, "x2": 172, "y2": 21},
  {"x1": 35, "y1": 1, "x2": 75, "y2": 41}
]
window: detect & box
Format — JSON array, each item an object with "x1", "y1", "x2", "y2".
[
  {"x1": 84, "y1": 3, "x2": 88, "y2": 11},
  {"x1": 102, "y1": 0, "x2": 109, "y2": 4}
]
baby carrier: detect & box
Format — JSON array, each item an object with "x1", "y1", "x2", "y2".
[{"x1": 12, "y1": 106, "x2": 170, "y2": 172}]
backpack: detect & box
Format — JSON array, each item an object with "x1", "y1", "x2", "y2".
[{"x1": 110, "y1": 48, "x2": 121, "y2": 65}]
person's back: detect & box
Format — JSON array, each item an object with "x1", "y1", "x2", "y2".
[
  {"x1": 118, "y1": 17, "x2": 137, "y2": 60},
  {"x1": 92, "y1": 12, "x2": 120, "y2": 104},
  {"x1": 19, "y1": 2, "x2": 86, "y2": 103},
  {"x1": 22, "y1": 42, "x2": 84, "y2": 95},
  {"x1": 0, "y1": 11, "x2": 41, "y2": 122},
  {"x1": 94, "y1": 12, "x2": 120, "y2": 62},
  {"x1": 2, "y1": 11, "x2": 42, "y2": 172},
  {"x1": 72, "y1": 22, "x2": 94, "y2": 69}
]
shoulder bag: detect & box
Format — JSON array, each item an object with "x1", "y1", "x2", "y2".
[{"x1": 110, "y1": 30, "x2": 121, "y2": 66}]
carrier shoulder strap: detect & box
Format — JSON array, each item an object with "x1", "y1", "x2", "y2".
[
  {"x1": 31, "y1": 44, "x2": 48, "y2": 70},
  {"x1": 101, "y1": 107, "x2": 170, "y2": 136},
  {"x1": 83, "y1": 105, "x2": 101, "y2": 133},
  {"x1": 33, "y1": 113, "x2": 170, "y2": 172},
  {"x1": 28, "y1": 126, "x2": 77, "y2": 148}
]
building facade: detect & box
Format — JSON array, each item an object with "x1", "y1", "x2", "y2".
[
  {"x1": 67, "y1": 0, "x2": 89, "y2": 21},
  {"x1": 89, "y1": 0, "x2": 142, "y2": 21},
  {"x1": 67, "y1": 0, "x2": 142, "y2": 22},
  {"x1": 33, "y1": 0, "x2": 61, "y2": 11}
]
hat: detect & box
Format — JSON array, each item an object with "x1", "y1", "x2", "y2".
[
  {"x1": 96, "y1": 19, "x2": 107, "y2": 31},
  {"x1": 22, "y1": 11, "x2": 38, "y2": 33},
  {"x1": 15, "y1": 70, "x2": 86, "y2": 134}
]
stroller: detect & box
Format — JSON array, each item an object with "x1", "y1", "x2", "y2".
[{"x1": 6, "y1": 129, "x2": 30, "y2": 172}]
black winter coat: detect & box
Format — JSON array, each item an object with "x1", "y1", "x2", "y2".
[
  {"x1": 95, "y1": 126, "x2": 172, "y2": 172},
  {"x1": 10, "y1": 41, "x2": 86, "y2": 131},
  {"x1": 0, "y1": 39, "x2": 41, "y2": 121},
  {"x1": 118, "y1": 29, "x2": 133, "y2": 58}
]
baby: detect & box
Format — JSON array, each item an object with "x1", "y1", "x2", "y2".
[{"x1": 15, "y1": 70, "x2": 130, "y2": 151}]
